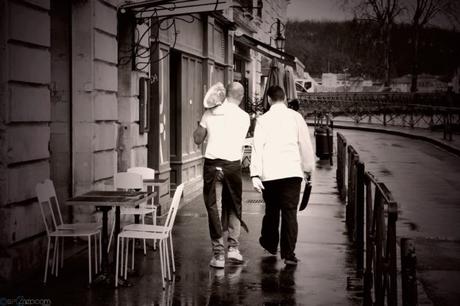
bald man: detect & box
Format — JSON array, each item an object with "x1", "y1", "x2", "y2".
[{"x1": 194, "y1": 82, "x2": 250, "y2": 268}]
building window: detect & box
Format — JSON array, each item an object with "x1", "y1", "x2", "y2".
[
  {"x1": 257, "y1": 0, "x2": 263, "y2": 18},
  {"x1": 236, "y1": 0, "x2": 253, "y2": 16},
  {"x1": 234, "y1": 57, "x2": 245, "y2": 74},
  {"x1": 214, "y1": 27, "x2": 225, "y2": 63}
]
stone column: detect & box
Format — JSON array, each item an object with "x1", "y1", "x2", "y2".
[{"x1": 71, "y1": 0, "x2": 118, "y2": 222}]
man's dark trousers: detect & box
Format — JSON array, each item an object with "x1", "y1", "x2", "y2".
[
  {"x1": 260, "y1": 177, "x2": 302, "y2": 259},
  {"x1": 203, "y1": 158, "x2": 248, "y2": 256}
]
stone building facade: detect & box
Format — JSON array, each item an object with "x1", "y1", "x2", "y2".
[
  {"x1": 0, "y1": 0, "x2": 291, "y2": 283},
  {"x1": 233, "y1": 0, "x2": 290, "y2": 107},
  {"x1": 0, "y1": 0, "x2": 129, "y2": 283}
]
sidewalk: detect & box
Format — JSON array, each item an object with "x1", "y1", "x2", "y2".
[
  {"x1": 0, "y1": 161, "x2": 361, "y2": 306},
  {"x1": 325, "y1": 120, "x2": 460, "y2": 156}
]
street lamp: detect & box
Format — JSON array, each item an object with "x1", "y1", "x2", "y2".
[{"x1": 270, "y1": 18, "x2": 286, "y2": 51}]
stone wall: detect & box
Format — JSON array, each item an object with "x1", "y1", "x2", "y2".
[
  {"x1": 253, "y1": 0, "x2": 289, "y2": 98},
  {"x1": 233, "y1": 0, "x2": 289, "y2": 102},
  {"x1": 0, "y1": 0, "x2": 150, "y2": 283},
  {"x1": 254, "y1": 0, "x2": 288, "y2": 44},
  {"x1": 117, "y1": 16, "x2": 150, "y2": 173},
  {"x1": 71, "y1": 0, "x2": 120, "y2": 224},
  {"x1": 0, "y1": 0, "x2": 52, "y2": 283},
  {"x1": 0, "y1": 0, "x2": 264, "y2": 283}
]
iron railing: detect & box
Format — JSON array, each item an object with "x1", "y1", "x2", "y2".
[
  {"x1": 337, "y1": 132, "x2": 418, "y2": 306},
  {"x1": 299, "y1": 93, "x2": 460, "y2": 140},
  {"x1": 363, "y1": 172, "x2": 398, "y2": 306}
]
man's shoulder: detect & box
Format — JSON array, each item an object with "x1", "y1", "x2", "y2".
[
  {"x1": 232, "y1": 106, "x2": 250, "y2": 119},
  {"x1": 287, "y1": 108, "x2": 304, "y2": 120},
  {"x1": 255, "y1": 112, "x2": 269, "y2": 124},
  {"x1": 289, "y1": 110, "x2": 308, "y2": 128}
]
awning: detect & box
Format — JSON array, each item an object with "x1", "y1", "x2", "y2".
[
  {"x1": 234, "y1": 33, "x2": 295, "y2": 67},
  {"x1": 119, "y1": 0, "x2": 231, "y2": 17}
]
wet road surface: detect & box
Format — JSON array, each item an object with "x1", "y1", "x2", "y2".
[{"x1": 338, "y1": 129, "x2": 460, "y2": 306}]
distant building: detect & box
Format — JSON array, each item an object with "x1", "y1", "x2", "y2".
[
  {"x1": 391, "y1": 74, "x2": 449, "y2": 92},
  {"x1": 317, "y1": 73, "x2": 373, "y2": 92},
  {"x1": 295, "y1": 72, "x2": 319, "y2": 93},
  {"x1": 348, "y1": 77, "x2": 373, "y2": 92}
]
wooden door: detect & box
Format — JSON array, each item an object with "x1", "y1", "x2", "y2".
[{"x1": 170, "y1": 51, "x2": 204, "y2": 190}]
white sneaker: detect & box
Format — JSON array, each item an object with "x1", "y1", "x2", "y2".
[
  {"x1": 209, "y1": 255, "x2": 225, "y2": 269},
  {"x1": 227, "y1": 247, "x2": 244, "y2": 264}
]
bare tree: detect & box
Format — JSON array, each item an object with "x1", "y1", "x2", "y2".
[
  {"x1": 343, "y1": 0, "x2": 403, "y2": 87},
  {"x1": 404, "y1": 0, "x2": 460, "y2": 92}
]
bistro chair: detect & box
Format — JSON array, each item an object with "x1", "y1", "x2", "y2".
[
  {"x1": 36, "y1": 179, "x2": 101, "y2": 232},
  {"x1": 36, "y1": 179, "x2": 101, "y2": 284},
  {"x1": 241, "y1": 137, "x2": 253, "y2": 170},
  {"x1": 115, "y1": 183, "x2": 184, "y2": 289},
  {"x1": 127, "y1": 166, "x2": 159, "y2": 249},
  {"x1": 107, "y1": 172, "x2": 157, "y2": 254}
]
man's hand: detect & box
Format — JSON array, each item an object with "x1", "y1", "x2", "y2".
[
  {"x1": 304, "y1": 171, "x2": 312, "y2": 182},
  {"x1": 193, "y1": 124, "x2": 207, "y2": 145},
  {"x1": 215, "y1": 167, "x2": 224, "y2": 181},
  {"x1": 252, "y1": 177, "x2": 264, "y2": 193}
]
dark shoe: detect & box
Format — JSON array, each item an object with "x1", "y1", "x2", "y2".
[
  {"x1": 284, "y1": 256, "x2": 299, "y2": 266},
  {"x1": 259, "y1": 237, "x2": 277, "y2": 255}
]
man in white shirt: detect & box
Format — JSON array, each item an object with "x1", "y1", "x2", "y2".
[
  {"x1": 194, "y1": 82, "x2": 250, "y2": 269},
  {"x1": 250, "y1": 85, "x2": 315, "y2": 266}
]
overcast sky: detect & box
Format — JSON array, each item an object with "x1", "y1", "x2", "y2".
[{"x1": 286, "y1": 0, "x2": 353, "y2": 22}]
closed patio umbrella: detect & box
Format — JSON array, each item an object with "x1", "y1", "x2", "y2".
[
  {"x1": 284, "y1": 65, "x2": 298, "y2": 101},
  {"x1": 262, "y1": 58, "x2": 297, "y2": 111},
  {"x1": 262, "y1": 58, "x2": 285, "y2": 111}
]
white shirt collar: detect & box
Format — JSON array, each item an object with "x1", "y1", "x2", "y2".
[
  {"x1": 269, "y1": 102, "x2": 287, "y2": 110},
  {"x1": 225, "y1": 99, "x2": 240, "y2": 108}
]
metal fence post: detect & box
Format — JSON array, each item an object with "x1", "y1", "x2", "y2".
[
  {"x1": 356, "y1": 162, "x2": 365, "y2": 273},
  {"x1": 328, "y1": 119, "x2": 334, "y2": 166},
  {"x1": 364, "y1": 174, "x2": 373, "y2": 306},
  {"x1": 388, "y1": 202, "x2": 398, "y2": 306},
  {"x1": 347, "y1": 146, "x2": 357, "y2": 234},
  {"x1": 401, "y1": 238, "x2": 418, "y2": 306},
  {"x1": 336, "y1": 133, "x2": 347, "y2": 200},
  {"x1": 447, "y1": 112, "x2": 453, "y2": 141},
  {"x1": 443, "y1": 112, "x2": 447, "y2": 140}
]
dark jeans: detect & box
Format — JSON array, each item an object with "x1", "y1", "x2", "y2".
[
  {"x1": 260, "y1": 177, "x2": 302, "y2": 259},
  {"x1": 203, "y1": 158, "x2": 248, "y2": 256}
]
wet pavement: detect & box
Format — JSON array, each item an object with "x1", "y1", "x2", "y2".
[
  {"x1": 338, "y1": 128, "x2": 460, "y2": 306},
  {"x1": 1, "y1": 159, "x2": 361, "y2": 305},
  {"x1": 4, "y1": 125, "x2": 457, "y2": 305}
]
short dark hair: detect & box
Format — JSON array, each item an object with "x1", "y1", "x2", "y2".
[
  {"x1": 288, "y1": 99, "x2": 300, "y2": 111},
  {"x1": 267, "y1": 85, "x2": 285, "y2": 102}
]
